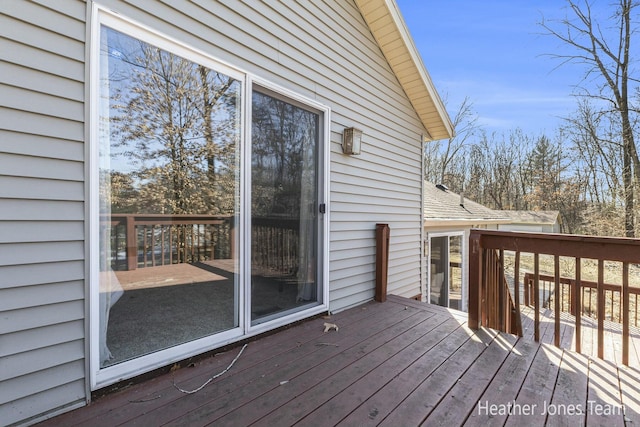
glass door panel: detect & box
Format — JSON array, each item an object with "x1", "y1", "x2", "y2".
[
  {"x1": 98, "y1": 26, "x2": 241, "y2": 367},
  {"x1": 429, "y1": 234, "x2": 465, "y2": 311},
  {"x1": 429, "y1": 236, "x2": 448, "y2": 306},
  {"x1": 448, "y1": 235, "x2": 463, "y2": 310},
  {"x1": 250, "y1": 89, "x2": 320, "y2": 324}
]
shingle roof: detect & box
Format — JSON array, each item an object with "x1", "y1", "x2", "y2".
[
  {"x1": 494, "y1": 210, "x2": 561, "y2": 225},
  {"x1": 423, "y1": 183, "x2": 510, "y2": 225}
]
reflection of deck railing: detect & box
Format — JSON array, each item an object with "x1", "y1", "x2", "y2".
[
  {"x1": 251, "y1": 217, "x2": 301, "y2": 277},
  {"x1": 102, "y1": 214, "x2": 304, "y2": 276},
  {"x1": 469, "y1": 229, "x2": 640, "y2": 366},
  {"x1": 103, "y1": 214, "x2": 235, "y2": 271}
]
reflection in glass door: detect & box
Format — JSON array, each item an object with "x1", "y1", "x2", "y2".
[
  {"x1": 98, "y1": 26, "x2": 241, "y2": 367},
  {"x1": 429, "y1": 234, "x2": 464, "y2": 311},
  {"x1": 250, "y1": 89, "x2": 320, "y2": 324}
]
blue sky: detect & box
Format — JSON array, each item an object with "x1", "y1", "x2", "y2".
[{"x1": 395, "y1": 1, "x2": 607, "y2": 137}]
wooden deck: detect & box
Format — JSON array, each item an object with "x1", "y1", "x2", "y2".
[
  {"x1": 39, "y1": 295, "x2": 640, "y2": 426},
  {"x1": 519, "y1": 304, "x2": 640, "y2": 368}
]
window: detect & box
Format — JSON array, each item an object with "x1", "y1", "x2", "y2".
[{"x1": 91, "y1": 9, "x2": 328, "y2": 388}]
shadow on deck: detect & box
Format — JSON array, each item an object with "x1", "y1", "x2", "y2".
[{"x1": 38, "y1": 296, "x2": 640, "y2": 426}]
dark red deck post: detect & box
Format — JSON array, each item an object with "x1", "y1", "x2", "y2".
[
  {"x1": 125, "y1": 214, "x2": 137, "y2": 271},
  {"x1": 375, "y1": 223, "x2": 390, "y2": 302},
  {"x1": 468, "y1": 230, "x2": 481, "y2": 330}
]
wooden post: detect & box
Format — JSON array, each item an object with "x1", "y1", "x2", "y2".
[
  {"x1": 125, "y1": 215, "x2": 137, "y2": 271},
  {"x1": 375, "y1": 224, "x2": 390, "y2": 302},
  {"x1": 468, "y1": 231, "x2": 481, "y2": 330},
  {"x1": 229, "y1": 216, "x2": 236, "y2": 259}
]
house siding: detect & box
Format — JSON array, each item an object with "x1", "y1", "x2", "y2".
[
  {"x1": 0, "y1": 0, "x2": 428, "y2": 424},
  {"x1": 0, "y1": 0, "x2": 88, "y2": 424}
]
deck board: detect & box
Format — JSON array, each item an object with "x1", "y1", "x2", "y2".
[
  {"x1": 465, "y1": 336, "x2": 541, "y2": 426},
  {"x1": 586, "y1": 356, "x2": 625, "y2": 427},
  {"x1": 37, "y1": 295, "x2": 639, "y2": 427}
]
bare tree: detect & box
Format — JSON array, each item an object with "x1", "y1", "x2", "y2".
[
  {"x1": 540, "y1": 0, "x2": 640, "y2": 236},
  {"x1": 424, "y1": 96, "x2": 481, "y2": 200}
]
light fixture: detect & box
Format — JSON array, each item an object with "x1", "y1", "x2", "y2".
[{"x1": 342, "y1": 127, "x2": 362, "y2": 155}]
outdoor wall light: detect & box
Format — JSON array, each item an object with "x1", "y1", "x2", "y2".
[{"x1": 342, "y1": 127, "x2": 363, "y2": 155}]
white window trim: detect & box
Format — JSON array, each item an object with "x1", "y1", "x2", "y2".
[{"x1": 89, "y1": 4, "x2": 330, "y2": 389}]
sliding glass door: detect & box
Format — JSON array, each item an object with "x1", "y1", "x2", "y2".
[
  {"x1": 429, "y1": 234, "x2": 464, "y2": 311},
  {"x1": 93, "y1": 10, "x2": 327, "y2": 386},
  {"x1": 250, "y1": 89, "x2": 321, "y2": 324},
  {"x1": 97, "y1": 25, "x2": 241, "y2": 367}
]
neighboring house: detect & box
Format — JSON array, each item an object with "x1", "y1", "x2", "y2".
[
  {"x1": 496, "y1": 210, "x2": 562, "y2": 233},
  {"x1": 423, "y1": 183, "x2": 509, "y2": 312},
  {"x1": 0, "y1": 1, "x2": 453, "y2": 425}
]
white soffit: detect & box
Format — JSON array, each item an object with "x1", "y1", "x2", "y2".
[{"x1": 355, "y1": 0, "x2": 454, "y2": 140}]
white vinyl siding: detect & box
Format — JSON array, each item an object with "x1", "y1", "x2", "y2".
[
  {"x1": 1, "y1": 0, "x2": 429, "y2": 424},
  {"x1": 0, "y1": 0, "x2": 87, "y2": 424}
]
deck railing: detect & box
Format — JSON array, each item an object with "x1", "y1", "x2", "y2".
[
  {"x1": 102, "y1": 214, "x2": 302, "y2": 276},
  {"x1": 250, "y1": 216, "x2": 301, "y2": 276},
  {"x1": 102, "y1": 214, "x2": 235, "y2": 271},
  {"x1": 469, "y1": 229, "x2": 640, "y2": 366},
  {"x1": 523, "y1": 272, "x2": 640, "y2": 327}
]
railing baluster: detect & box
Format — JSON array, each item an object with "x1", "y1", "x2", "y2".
[
  {"x1": 498, "y1": 249, "x2": 505, "y2": 331},
  {"x1": 610, "y1": 289, "x2": 614, "y2": 322},
  {"x1": 554, "y1": 255, "x2": 560, "y2": 347},
  {"x1": 575, "y1": 258, "x2": 582, "y2": 354},
  {"x1": 623, "y1": 262, "x2": 629, "y2": 366},
  {"x1": 597, "y1": 259, "x2": 604, "y2": 360},
  {"x1": 514, "y1": 252, "x2": 520, "y2": 312},
  {"x1": 534, "y1": 253, "x2": 540, "y2": 342},
  {"x1": 514, "y1": 251, "x2": 522, "y2": 336}
]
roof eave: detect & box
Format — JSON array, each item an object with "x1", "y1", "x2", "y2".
[
  {"x1": 355, "y1": 0, "x2": 454, "y2": 140},
  {"x1": 424, "y1": 218, "x2": 512, "y2": 227}
]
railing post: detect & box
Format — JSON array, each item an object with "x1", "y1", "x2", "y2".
[
  {"x1": 468, "y1": 231, "x2": 481, "y2": 330},
  {"x1": 125, "y1": 214, "x2": 137, "y2": 271},
  {"x1": 229, "y1": 216, "x2": 236, "y2": 259},
  {"x1": 375, "y1": 223, "x2": 390, "y2": 302}
]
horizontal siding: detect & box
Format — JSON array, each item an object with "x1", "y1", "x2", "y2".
[
  {"x1": 0, "y1": 221, "x2": 84, "y2": 244},
  {"x1": 0, "y1": 340, "x2": 85, "y2": 383},
  {"x1": 0, "y1": 261, "x2": 84, "y2": 290},
  {"x1": 0, "y1": 320, "x2": 85, "y2": 358},
  {"x1": 0, "y1": 300, "x2": 84, "y2": 342},
  {"x1": 0, "y1": 151, "x2": 84, "y2": 180},
  {"x1": 0, "y1": 241, "x2": 84, "y2": 267},
  {"x1": 3, "y1": 380, "x2": 85, "y2": 427},
  {"x1": 0, "y1": 360, "x2": 85, "y2": 411},
  {"x1": 0, "y1": 0, "x2": 87, "y2": 424},
  {"x1": 0, "y1": 199, "x2": 84, "y2": 221},
  {"x1": 0, "y1": 130, "x2": 84, "y2": 161},
  {"x1": 0, "y1": 281, "x2": 84, "y2": 312},
  {"x1": 0, "y1": 177, "x2": 84, "y2": 201}
]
